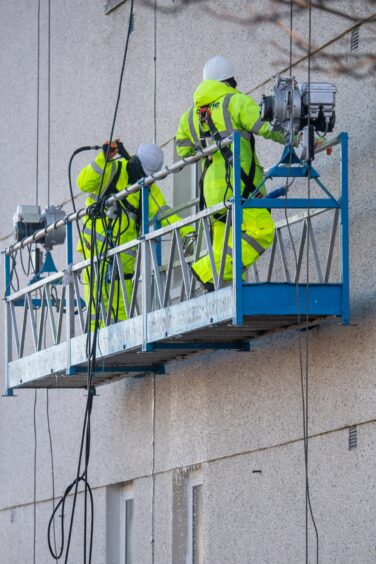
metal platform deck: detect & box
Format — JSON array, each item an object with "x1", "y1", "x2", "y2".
[{"x1": 6, "y1": 283, "x2": 340, "y2": 389}]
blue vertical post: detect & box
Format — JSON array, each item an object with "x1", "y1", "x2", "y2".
[
  {"x1": 340, "y1": 132, "x2": 350, "y2": 325},
  {"x1": 141, "y1": 181, "x2": 152, "y2": 351},
  {"x1": 3, "y1": 252, "x2": 13, "y2": 395},
  {"x1": 232, "y1": 132, "x2": 243, "y2": 326},
  {"x1": 65, "y1": 222, "x2": 75, "y2": 374},
  {"x1": 153, "y1": 218, "x2": 162, "y2": 266},
  {"x1": 66, "y1": 221, "x2": 73, "y2": 265}
]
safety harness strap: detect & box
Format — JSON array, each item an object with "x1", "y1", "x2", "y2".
[
  {"x1": 101, "y1": 161, "x2": 121, "y2": 198},
  {"x1": 100, "y1": 161, "x2": 143, "y2": 233},
  {"x1": 196, "y1": 95, "x2": 259, "y2": 206}
]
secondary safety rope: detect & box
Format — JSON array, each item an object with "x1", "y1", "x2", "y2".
[
  {"x1": 46, "y1": 389, "x2": 58, "y2": 560},
  {"x1": 304, "y1": 2, "x2": 320, "y2": 562},
  {"x1": 33, "y1": 2, "x2": 41, "y2": 560},
  {"x1": 282, "y1": 2, "x2": 319, "y2": 562}
]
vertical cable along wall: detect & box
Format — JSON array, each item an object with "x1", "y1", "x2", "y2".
[{"x1": 153, "y1": 0, "x2": 157, "y2": 144}]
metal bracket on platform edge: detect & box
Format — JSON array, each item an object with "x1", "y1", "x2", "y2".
[
  {"x1": 153, "y1": 341, "x2": 251, "y2": 352},
  {"x1": 69, "y1": 363, "x2": 166, "y2": 376}
]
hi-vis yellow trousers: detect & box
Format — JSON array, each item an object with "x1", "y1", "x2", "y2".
[{"x1": 191, "y1": 208, "x2": 275, "y2": 285}]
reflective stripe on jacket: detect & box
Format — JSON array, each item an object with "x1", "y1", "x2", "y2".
[{"x1": 176, "y1": 79, "x2": 284, "y2": 208}]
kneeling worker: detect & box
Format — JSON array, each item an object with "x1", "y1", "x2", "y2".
[
  {"x1": 176, "y1": 55, "x2": 285, "y2": 290},
  {"x1": 77, "y1": 141, "x2": 194, "y2": 325}
]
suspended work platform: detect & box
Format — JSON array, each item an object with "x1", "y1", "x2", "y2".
[{"x1": 3, "y1": 133, "x2": 349, "y2": 391}]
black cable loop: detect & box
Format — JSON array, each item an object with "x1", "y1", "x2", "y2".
[
  {"x1": 49, "y1": 2, "x2": 135, "y2": 559},
  {"x1": 46, "y1": 390, "x2": 58, "y2": 559},
  {"x1": 31, "y1": 231, "x2": 39, "y2": 244}
]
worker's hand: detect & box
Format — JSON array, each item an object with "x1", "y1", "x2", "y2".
[
  {"x1": 183, "y1": 232, "x2": 197, "y2": 256},
  {"x1": 314, "y1": 136, "x2": 333, "y2": 155},
  {"x1": 102, "y1": 139, "x2": 120, "y2": 160},
  {"x1": 314, "y1": 136, "x2": 326, "y2": 148}
]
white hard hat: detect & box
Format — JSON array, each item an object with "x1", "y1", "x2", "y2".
[
  {"x1": 203, "y1": 55, "x2": 235, "y2": 82},
  {"x1": 137, "y1": 144, "x2": 164, "y2": 176}
]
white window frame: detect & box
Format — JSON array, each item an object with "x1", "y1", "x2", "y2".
[
  {"x1": 119, "y1": 485, "x2": 134, "y2": 564},
  {"x1": 186, "y1": 471, "x2": 203, "y2": 564}
]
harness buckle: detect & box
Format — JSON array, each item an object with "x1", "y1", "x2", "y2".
[{"x1": 198, "y1": 106, "x2": 211, "y2": 123}]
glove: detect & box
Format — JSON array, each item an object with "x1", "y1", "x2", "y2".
[{"x1": 102, "y1": 139, "x2": 120, "y2": 160}]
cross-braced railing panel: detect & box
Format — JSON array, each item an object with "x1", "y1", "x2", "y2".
[
  {"x1": 3, "y1": 132, "x2": 349, "y2": 387},
  {"x1": 5, "y1": 204, "x2": 341, "y2": 361}
]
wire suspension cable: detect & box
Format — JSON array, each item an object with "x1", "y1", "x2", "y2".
[
  {"x1": 281, "y1": 2, "x2": 319, "y2": 561},
  {"x1": 46, "y1": 389, "x2": 58, "y2": 560},
  {"x1": 32, "y1": 3, "x2": 41, "y2": 558},
  {"x1": 153, "y1": 0, "x2": 157, "y2": 143},
  {"x1": 151, "y1": 5, "x2": 157, "y2": 557},
  {"x1": 289, "y1": 0, "x2": 293, "y2": 74},
  {"x1": 47, "y1": 0, "x2": 51, "y2": 206},
  {"x1": 151, "y1": 373, "x2": 156, "y2": 564},
  {"x1": 304, "y1": 2, "x2": 320, "y2": 562},
  {"x1": 96, "y1": 0, "x2": 135, "y2": 200},
  {"x1": 33, "y1": 389, "x2": 38, "y2": 564},
  {"x1": 36, "y1": 0, "x2": 41, "y2": 205}
]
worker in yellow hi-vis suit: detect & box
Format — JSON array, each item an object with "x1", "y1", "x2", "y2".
[
  {"x1": 176, "y1": 56, "x2": 285, "y2": 290},
  {"x1": 77, "y1": 141, "x2": 195, "y2": 325}
]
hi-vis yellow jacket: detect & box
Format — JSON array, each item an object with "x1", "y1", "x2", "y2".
[
  {"x1": 77, "y1": 150, "x2": 194, "y2": 270},
  {"x1": 176, "y1": 80, "x2": 285, "y2": 207}
]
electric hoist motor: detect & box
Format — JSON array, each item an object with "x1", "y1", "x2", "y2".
[
  {"x1": 13, "y1": 204, "x2": 66, "y2": 280},
  {"x1": 260, "y1": 76, "x2": 336, "y2": 137},
  {"x1": 13, "y1": 204, "x2": 66, "y2": 248}
]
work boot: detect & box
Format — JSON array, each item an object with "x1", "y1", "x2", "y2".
[{"x1": 190, "y1": 266, "x2": 214, "y2": 293}]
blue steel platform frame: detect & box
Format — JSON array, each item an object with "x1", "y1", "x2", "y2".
[
  {"x1": 3, "y1": 132, "x2": 349, "y2": 392},
  {"x1": 231, "y1": 131, "x2": 349, "y2": 327}
]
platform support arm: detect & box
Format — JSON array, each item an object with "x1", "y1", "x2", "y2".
[
  {"x1": 232, "y1": 132, "x2": 243, "y2": 326},
  {"x1": 65, "y1": 222, "x2": 75, "y2": 374},
  {"x1": 340, "y1": 132, "x2": 350, "y2": 325},
  {"x1": 141, "y1": 181, "x2": 152, "y2": 351},
  {"x1": 4, "y1": 253, "x2": 13, "y2": 395}
]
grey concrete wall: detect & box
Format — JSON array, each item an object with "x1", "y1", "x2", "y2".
[{"x1": 0, "y1": 1, "x2": 376, "y2": 563}]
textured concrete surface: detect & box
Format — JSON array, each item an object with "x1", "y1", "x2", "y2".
[{"x1": 0, "y1": 1, "x2": 376, "y2": 562}]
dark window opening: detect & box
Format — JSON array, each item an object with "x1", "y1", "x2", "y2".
[{"x1": 350, "y1": 28, "x2": 359, "y2": 52}]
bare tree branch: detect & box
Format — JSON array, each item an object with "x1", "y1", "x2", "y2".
[
  {"x1": 276, "y1": 0, "x2": 368, "y2": 24},
  {"x1": 141, "y1": 0, "x2": 375, "y2": 24},
  {"x1": 139, "y1": 0, "x2": 376, "y2": 79}
]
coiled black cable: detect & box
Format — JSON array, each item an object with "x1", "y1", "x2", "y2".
[{"x1": 48, "y1": 0, "x2": 135, "y2": 559}]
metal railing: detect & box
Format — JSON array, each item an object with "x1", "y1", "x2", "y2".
[{"x1": 3, "y1": 132, "x2": 349, "y2": 367}]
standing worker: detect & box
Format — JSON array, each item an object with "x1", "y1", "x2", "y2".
[
  {"x1": 175, "y1": 55, "x2": 285, "y2": 290},
  {"x1": 77, "y1": 141, "x2": 194, "y2": 325}
]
